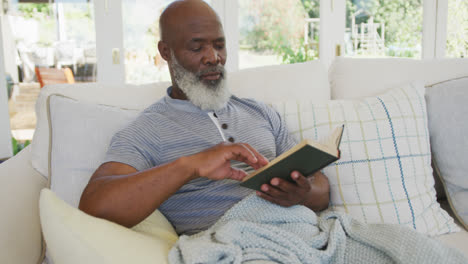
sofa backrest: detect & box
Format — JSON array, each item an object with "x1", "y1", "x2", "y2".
[
  {"x1": 329, "y1": 58, "x2": 468, "y2": 99},
  {"x1": 229, "y1": 60, "x2": 329, "y2": 102}
]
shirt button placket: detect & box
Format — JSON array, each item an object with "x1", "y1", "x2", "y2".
[{"x1": 218, "y1": 116, "x2": 234, "y2": 143}]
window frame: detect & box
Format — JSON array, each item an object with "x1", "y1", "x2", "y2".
[
  {"x1": 423, "y1": 0, "x2": 449, "y2": 59},
  {"x1": 0, "y1": 12, "x2": 14, "y2": 158},
  {"x1": 94, "y1": 0, "x2": 453, "y2": 82}
]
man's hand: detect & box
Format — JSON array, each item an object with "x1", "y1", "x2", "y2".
[
  {"x1": 79, "y1": 142, "x2": 268, "y2": 227},
  {"x1": 256, "y1": 171, "x2": 330, "y2": 211},
  {"x1": 185, "y1": 142, "x2": 269, "y2": 181}
]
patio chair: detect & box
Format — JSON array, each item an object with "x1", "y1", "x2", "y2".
[{"x1": 35, "y1": 67, "x2": 75, "y2": 88}]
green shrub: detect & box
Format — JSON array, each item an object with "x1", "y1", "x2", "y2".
[
  {"x1": 11, "y1": 137, "x2": 31, "y2": 156},
  {"x1": 275, "y1": 40, "x2": 318, "y2": 64}
]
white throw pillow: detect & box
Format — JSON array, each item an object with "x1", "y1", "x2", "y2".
[
  {"x1": 31, "y1": 82, "x2": 170, "y2": 178},
  {"x1": 273, "y1": 82, "x2": 459, "y2": 236},
  {"x1": 39, "y1": 189, "x2": 178, "y2": 264},
  {"x1": 48, "y1": 94, "x2": 141, "y2": 207}
]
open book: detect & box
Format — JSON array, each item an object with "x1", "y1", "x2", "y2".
[{"x1": 240, "y1": 125, "x2": 344, "y2": 191}]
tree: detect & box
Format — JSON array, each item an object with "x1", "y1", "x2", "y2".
[
  {"x1": 301, "y1": 0, "x2": 320, "y2": 18},
  {"x1": 239, "y1": 0, "x2": 308, "y2": 51},
  {"x1": 18, "y1": 3, "x2": 52, "y2": 19},
  {"x1": 446, "y1": 0, "x2": 468, "y2": 58}
]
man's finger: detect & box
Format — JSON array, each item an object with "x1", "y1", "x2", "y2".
[
  {"x1": 291, "y1": 171, "x2": 310, "y2": 191},
  {"x1": 227, "y1": 144, "x2": 257, "y2": 163},
  {"x1": 241, "y1": 143, "x2": 269, "y2": 167},
  {"x1": 228, "y1": 167, "x2": 247, "y2": 181},
  {"x1": 260, "y1": 183, "x2": 288, "y2": 200},
  {"x1": 269, "y1": 177, "x2": 297, "y2": 194},
  {"x1": 256, "y1": 191, "x2": 291, "y2": 207},
  {"x1": 228, "y1": 144, "x2": 265, "y2": 169}
]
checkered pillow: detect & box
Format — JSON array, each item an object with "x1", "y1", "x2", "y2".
[{"x1": 272, "y1": 82, "x2": 458, "y2": 236}]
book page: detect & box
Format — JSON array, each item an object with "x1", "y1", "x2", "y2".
[
  {"x1": 325, "y1": 125, "x2": 344, "y2": 150},
  {"x1": 308, "y1": 125, "x2": 344, "y2": 156}
]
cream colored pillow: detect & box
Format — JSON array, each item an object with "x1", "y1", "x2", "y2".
[
  {"x1": 273, "y1": 82, "x2": 458, "y2": 236},
  {"x1": 39, "y1": 189, "x2": 178, "y2": 264}
]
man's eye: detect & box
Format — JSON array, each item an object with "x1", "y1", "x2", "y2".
[
  {"x1": 191, "y1": 47, "x2": 202, "y2": 52},
  {"x1": 215, "y1": 44, "x2": 225, "y2": 50}
]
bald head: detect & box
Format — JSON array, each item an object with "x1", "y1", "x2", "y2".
[
  {"x1": 159, "y1": 0, "x2": 222, "y2": 45},
  {"x1": 157, "y1": 0, "x2": 227, "y2": 103}
]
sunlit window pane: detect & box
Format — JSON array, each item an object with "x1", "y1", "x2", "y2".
[
  {"x1": 344, "y1": 0, "x2": 422, "y2": 58},
  {"x1": 446, "y1": 0, "x2": 468, "y2": 58},
  {"x1": 238, "y1": 0, "x2": 319, "y2": 69}
]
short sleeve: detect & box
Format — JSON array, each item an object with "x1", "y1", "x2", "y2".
[
  {"x1": 270, "y1": 107, "x2": 298, "y2": 155},
  {"x1": 252, "y1": 100, "x2": 298, "y2": 156},
  {"x1": 103, "y1": 118, "x2": 158, "y2": 171}
]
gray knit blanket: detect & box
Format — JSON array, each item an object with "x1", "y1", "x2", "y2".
[{"x1": 168, "y1": 194, "x2": 467, "y2": 264}]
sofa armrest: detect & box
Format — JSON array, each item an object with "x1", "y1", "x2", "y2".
[{"x1": 0, "y1": 146, "x2": 47, "y2": 264}]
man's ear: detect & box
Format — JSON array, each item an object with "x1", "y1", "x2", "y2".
[{"x1": 158, "y1": 41, "x2": 171, "y2": 61}]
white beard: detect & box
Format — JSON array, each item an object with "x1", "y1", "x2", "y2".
[{"x1": 169, "y1": 51, "x2": 230, "y2": 111}]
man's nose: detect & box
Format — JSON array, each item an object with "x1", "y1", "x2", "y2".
[{"x1": 202, "y1": 47, "x2": 220, "y2": 66}]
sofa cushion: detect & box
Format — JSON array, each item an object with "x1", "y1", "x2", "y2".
[
  {"x1": 426, "y1": 77, "x2": 468, "y2": 231},
  {"x1": 31, "y1": 60, "x2": 330, "y2": 178},
  {"x1": 436, "y1": 199, "x2": 468, "y2": 258},
  {"x1": 39, "y1": 189, "x2": 177, "y2": 264},
  {"x1": 329, "y1": 58, "x2": 468, "y2": 100},
  {"x1": 272, "y1": 82, "x2": 458, "y2": 236}
]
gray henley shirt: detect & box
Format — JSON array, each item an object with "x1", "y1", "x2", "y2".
[{"x1": 104, "y1": 88, "x2": 297, "y2": 235}]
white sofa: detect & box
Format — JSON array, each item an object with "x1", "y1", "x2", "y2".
[{"x1": 1, "y1": 57, "x2": 467, "y2": 263}]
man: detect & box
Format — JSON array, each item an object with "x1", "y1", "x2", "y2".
[{"x1": 79, "y1": 0, "x2": 330, "y2": 235}]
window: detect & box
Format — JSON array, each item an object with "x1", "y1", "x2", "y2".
[
  {"x1": 238, "y1": 0, "x2": 319, "y2": 69},
  {"x1": 344, "y1": 0, "x2": 423, "y2": 58},
  {"x1": 446, "y1": 0, "x2": 468, "y2": 58},
  {"x1": 12, "y1": 1, "x2": 97, "y2": 82}
]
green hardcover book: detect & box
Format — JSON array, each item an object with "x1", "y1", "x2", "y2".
[{"x1": 240, "y1": 125, "x2": 344, "y2": 191}]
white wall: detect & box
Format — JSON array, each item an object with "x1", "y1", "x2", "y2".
[
  {"x1": 319, "y1": 0, "x2": 346, "y2": 67},
  {"x1": 1, "y1": 16, "x2": 18, "y2": 83},
  {"x1": 94, "y1": 0, "x2": 125, "y2": 84},
  {"x1": 0, "y1": 13, "x2": 13, "y2": 159}
]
